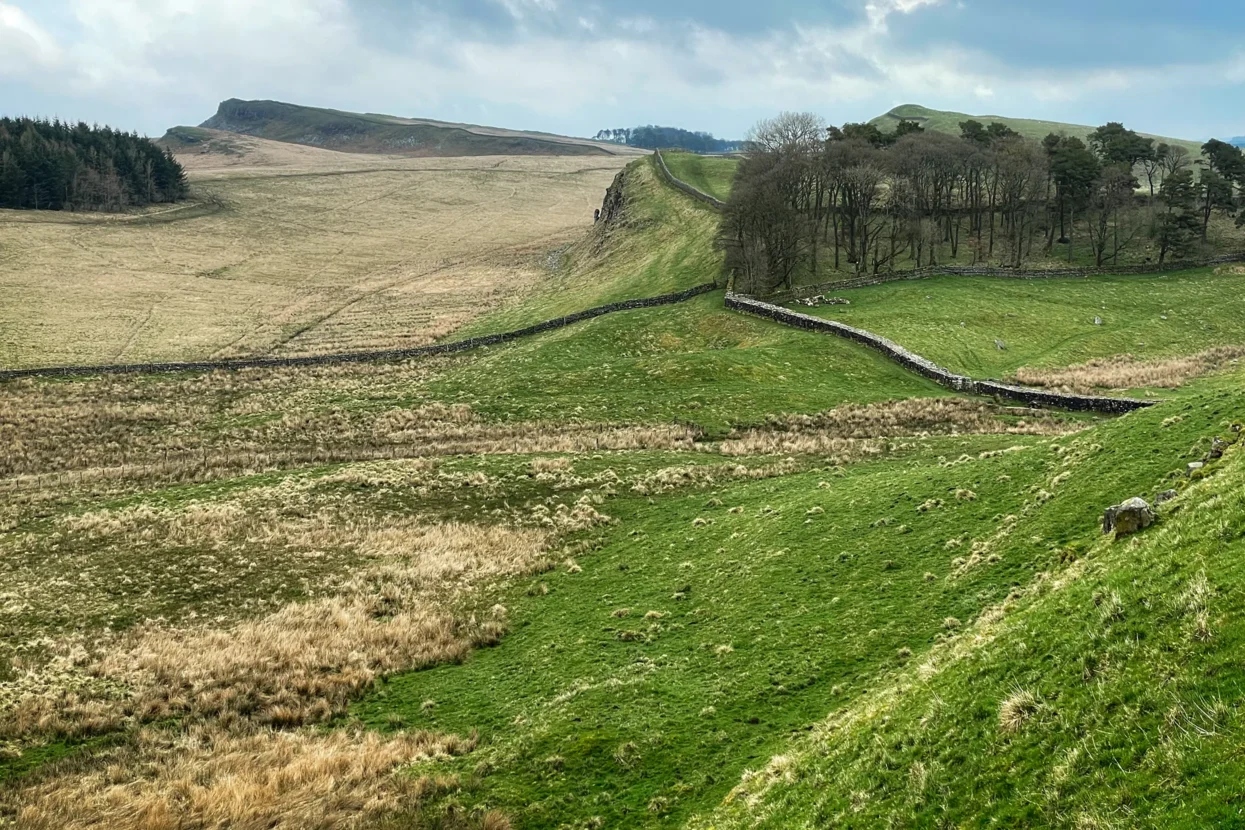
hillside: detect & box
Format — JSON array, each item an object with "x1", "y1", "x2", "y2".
[
  {"x1": 6, "y1": 152, "x2": 1245, "y2": 830},
  {"x1": 873, "y1": 104, "x2": 1205, "y2": 157},
  {"x1": 176, "y1": 98, "x2": 646, "y2": 158},
  {"x1": 0, "y1": 149, "x2": 628, "y2": 369}
]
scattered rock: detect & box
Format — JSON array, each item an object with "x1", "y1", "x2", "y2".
[
  {"x1": 1094, "y1": 317, "x2": 1104, "y2": 326},
  {"x1": 1102, "y1": 497, "x2": 1155, "y2": 536},
  {"x1": 1187, "y1": 461, "x2": 1205, "y2": 476},
  {"x1": 795, "y1": 295, "x2": 851, "y2": 308},
  {"x1": 1208, "y1": 437, "x2": 1229, "y2": 460},
  {"x1": 994, "y1": 339, "x2": 1008, "y2": 351},
  {"x1": 1154, "y1": 489, "x2": 1178, "y2": 506}
]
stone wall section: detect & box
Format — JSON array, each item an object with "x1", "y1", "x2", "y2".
[
  {"x1": 725, "y1": 292, "x2": 1153, "y2": 414},
  {"x1": 653, "y1": 150, "x2": 727, "y2": 211},
  {"x1": 1, "y1": 284, "x2": 719, "y2": 382}
]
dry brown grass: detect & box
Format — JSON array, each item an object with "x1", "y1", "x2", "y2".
[
  {"x1": 717, "y1": 399, "x2": 1077, "y2": 457},
  {"x1": 3, "y1": 522, "x2": 548, "y2": 741},
  {"x1": 0, "y1": 152, "x2": 627, "y2": 369},
  {"x1": 11, "y1": 726, "x2": 476, "y2": 830},
  {"x1": 1012, "y1": 347, "x2": 1245, "y2": 393},
  {"x1": 0, "y1": 364, "x2": 697, "y2": 529}
]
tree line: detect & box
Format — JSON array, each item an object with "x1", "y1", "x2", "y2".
[
  {"x1": 0, "y1": 118, "x2": 188, "y2": 212},
  {"x1": 596, "y1": 125, "x2": 740, "y2": 154},
  {"x1": 722, "y1": 112, "x2": 1245, "y2": 295}
]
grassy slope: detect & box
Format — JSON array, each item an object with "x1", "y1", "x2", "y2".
[
  {"x1": 661, "y1": 152, "x2": 739, "y2": 202},
  {"x1": 357, "y1": 375, "x2": 1238, "y2": 829},
  {"x1": 695, "y1": 375, "x2": 1245, "y2": 830},
  {"x1": 441, "y1": 156, "x2": 945, "y2": 435},
  {"x1": 434, "y1": 292, "x2": 945, "y2": 436},
  {"x1": 459, "y1": 156, "x2": 724, "y2": 336},
  {"x1": 793, "y1": 268, "x2": 1245, "y2": 379},
  {"x1": 872, "y1": 104, "x2": 1205, "y2": 157},
  {"x1": 197, "y1": 99, "x2": 610, "y2": 157},
  {"x1": 357, "y1": 145, "x2": 1245, "y2": 829}
]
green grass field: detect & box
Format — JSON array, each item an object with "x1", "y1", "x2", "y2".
[
  {"x1": 660, "y1": 152, "x2": 738, "y2": 202},
  {"x1": 698, "y1": 376, "x2": 1245, "y2": 829},
  {"x1": 6, "y1": 150, "x2": 1245, "y2": 829},
  {"x1": 354, "y1": 374, "x2": 1241, "y2": 829},
  {"x1": 437, "y1": 292, "x2": 946, "y2": 437},
  {"x1": 792, "y1": 268, "x2": 1245, "y2": 381}
]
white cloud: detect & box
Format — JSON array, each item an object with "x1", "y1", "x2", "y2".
[
  {"x1": 0, "y1": 2, "x2": 62, "y2": 74},
  {"x1": 2, "y1": 0, "x2": 1242, "y2": 139},
  {"x1": 864, "y1": 0, "x2": 943, "y2": 31}
]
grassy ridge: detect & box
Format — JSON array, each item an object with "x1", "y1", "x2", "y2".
[
  {"x1": 872, "y1": 104, "x2": 1206, "y2": 157},
  {"x1": 695, "y1": 377, "x2": 1245, "y2": 829},
  {"x1": 660, "y1": 152, "x2": 739, "y2": 202},
  {"x1": 197, "y1": 99, "x2": 612, "y2": 157},
  {"x1": 793, "y1": 268, "x2": 1245, "y2": 381}
]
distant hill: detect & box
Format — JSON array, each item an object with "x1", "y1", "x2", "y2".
[
  {"x1": 1231, "y1": 137, "x2": 1245, "y2": 148},
  {"x1": 872, "y1": 104, "x2": 1205, "y2": 157},
  {"x1": 170, "y1": 99, "x2": 644, "y2": 158}
]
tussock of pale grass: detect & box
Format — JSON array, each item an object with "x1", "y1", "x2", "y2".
[
  {"x1": 10, "y1": 725, "x2": 477, "y2": 830},
  {"x1": 628, "y1": 460, "x2": 800, "y2": 494},
  {"x1": 1012, "y1": 347, "x2": 1245, "y2": 393},
  {"x1": 998, "y1": 689, "x2": 1041, "y2": 734}
]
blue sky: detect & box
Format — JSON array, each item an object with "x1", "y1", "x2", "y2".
[{"x1": 1, "y1": 0, "x2": 1242, "y2": 140}]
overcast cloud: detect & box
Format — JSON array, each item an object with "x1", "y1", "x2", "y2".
[{"x1": 1, "y1": 0, "x2": 1242, "y2": 140}]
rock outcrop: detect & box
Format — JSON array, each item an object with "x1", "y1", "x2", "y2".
[
  {"x1": 598, "y1": 171, "x2": 627, "y2": 226},
  {"x1": 1102, "y1": 497, "x2": 1155, "y2": 536}
]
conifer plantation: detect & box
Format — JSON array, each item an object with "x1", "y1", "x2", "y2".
[{"x1": 0, "y1": 118, "x2": 187, "y2": 212}]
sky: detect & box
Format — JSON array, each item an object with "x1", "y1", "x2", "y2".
[{"x1": 1, "y1": 0, "x2": 1243, "y2": 141}]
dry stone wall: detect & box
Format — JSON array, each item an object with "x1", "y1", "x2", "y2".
[
  {"x1": 725, "y1": 293, "x2": 1154, "y2": 414},
  {"x1": 653, "y1": 150, "x2": 727, "y2": 211},
  {"x1": 1, "y1": 284, "x2": 719, "y2": 382}
]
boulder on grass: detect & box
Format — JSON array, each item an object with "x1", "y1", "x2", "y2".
[
  {"x1": 1208, "y1": 437, "x2": 1229, "y2": 460},
  {"x1": 1102, "y1": 497, "x2": 1155, "y2": 536}
]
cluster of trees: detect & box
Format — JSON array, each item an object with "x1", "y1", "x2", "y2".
[
  {"x1": 595, "y1": 125, "x2": 740, "y2": 154},
  {"x1": 723, "y1": 112, "x2": 1245, "y2": 295},
  {"x1": 0, "y1": 118, "x2": 188, "y2": 212}
]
